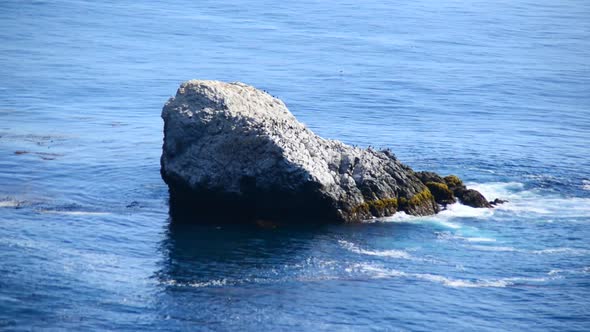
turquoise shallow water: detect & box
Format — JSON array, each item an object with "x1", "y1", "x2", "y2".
[{"x1": 1, "y1": 0, "x2": 589, "y2": 331}]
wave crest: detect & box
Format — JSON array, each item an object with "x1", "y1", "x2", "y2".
[{"x1": 338, "y1": 240, "x2": 413, "y2": 260}]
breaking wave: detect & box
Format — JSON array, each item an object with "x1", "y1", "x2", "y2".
[
  {"x1": 468, "y1": 181, "x2": 590, "y2": 218},
  {"x1": 379, "y1": 181, "x2": 590, "y2": 227}
]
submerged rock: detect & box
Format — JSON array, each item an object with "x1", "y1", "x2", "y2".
[
  {"x1": 489, "y1": 198, "x2": 508, "y2": 206},
  {"x1": 160, "y1": 80, "x2": 494, "y2": 223}
]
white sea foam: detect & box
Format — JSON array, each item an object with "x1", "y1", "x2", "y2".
[
  {"x1": 415, "y1": 274, "x2": 512, "y2": 288},
  {"x1": 468, "y1": 181, "x2": 590, "y2": 218},
  {"x1": 338, "y1": 240, "x2": 413, "y2": 260},
  {"x1": 470, "y1": 245, "x2": 590, "y2": 255},
  {"x1": 38, "y1": 210, "x2": 111, "y2": 216},
  {"x1": 464, "y1": 237, "x2": 496, "y2": 242},
  {"x1": 531, "y1": 247, "x2": 590, "y2": 255},
  {"x1": 437, "y1": 202, "x2": 494, "y2": 219},
  {"x1": 466, "y1": 182, "x2": 553, "y2": 214},
  {"x1": 158, "y1": 259, "x2": 572, "y2": 290},
  {"x1": 379, "y1": 181, "x2": 590, "y2": 265},
  {"x1": 383, "y1": 202, "x2": 493, "y2": 223},
  {"x1": 379, "y1": 211, "x2": 413, "y2": 222},
  {"x1": 381, "y1": 210, "x2": 465, "y2": 230},
  {"x1": 466, "y1": 181, "x2": 525, "y2": 201},
  {"x1": 437, "y1": 232, "x2": 496, "y2": 243},
  {"x1": 548, "y1": 267, "x2": 590, "y2": 276},
  {"x1": 435, "y1": 219, "x2": 462, "y2": 229},
  {"x1": 161, "y1": 278, "x2": 228, "y2": 288},
  {"x1": 470, "y1": 245, "x2": 518, "y2": 252},
  {"x1": 347, "y1": 263, "x2": 549, "y2": 288},
  {"x1": 381, "y1": 194, "x2": 496, "y2": 230},
  {"x1": 0, "y1": 199, "x2": 21, "y2": 208}
]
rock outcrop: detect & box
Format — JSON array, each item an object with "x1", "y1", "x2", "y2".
[
  {"x1": 415, "y1": 172, "x2": 457, "y2": 206},
  {"x1": 161, "y1": 80, "x2": 495, "y2": 223},
  {"x1": 416, "y1": 172, "x2": 498, "y2": 208}
]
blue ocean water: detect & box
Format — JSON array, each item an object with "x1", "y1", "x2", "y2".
[{"x1": 1, "y1": 0, "x2": 589, "y2": 330}]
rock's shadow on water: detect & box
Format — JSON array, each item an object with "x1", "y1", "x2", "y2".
[
  {"x1": 155, "y1": 197, "x2": 435, "y2": 291},
  {"x1": 154, "y1": 212, "x2": 334, "y2": 288}
]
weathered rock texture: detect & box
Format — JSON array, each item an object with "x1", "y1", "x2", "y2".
[{"x1": 161, "y1": 80, "x2": 493, "y2": 223}]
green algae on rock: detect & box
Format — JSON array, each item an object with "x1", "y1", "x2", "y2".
[
  {"x1": 414, "y1": 172, "x2": 494, "y2": 208},
  {"x1": 424, "y1": 181, "x2": 456, "y2": 206},
  {"x1": 444, "y1": 175, "x2": 464, "y2": 191}
]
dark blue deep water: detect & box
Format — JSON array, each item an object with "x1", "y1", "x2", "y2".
[{"x1": 1, "y1": 0, "x2": 589, "y2": 331}]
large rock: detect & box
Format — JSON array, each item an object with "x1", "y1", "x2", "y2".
[{"x1": 160, "y1": 80, "x2": 439, "y2": 223}]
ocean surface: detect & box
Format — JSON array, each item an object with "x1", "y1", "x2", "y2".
[{"x1": 1, "y1": 0, "x2": 589, "y2": 331}]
